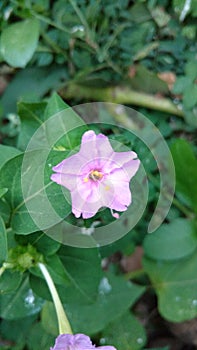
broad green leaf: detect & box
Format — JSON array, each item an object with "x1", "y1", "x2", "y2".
[
  {"x1": 1, "y1": 66, "x2": 67, "y2": 114},
  {"x1": 172, "y1": 76, "x2": 191, "y2": 94},
  {"x1": 0, "y1": 270, "x2": 22, "y2": 294},
  {"x1": 30, "y1": 248, "x2": 102, "y2": 304},
  {"x1": 171, "y1": 139, "x2": 197, "y2": 213},
  {"x1": 0, "y1": 316, "x2": 36, "y2": 349},
  {"x1": 44, "y1": 92, "x2": 70, "y2": 119},
  {"x1": 17, "y1": 102, "x2": 47, "y2": 151},
  {"x1": 30, "y1": 254, "x2": 70, "y2": 287},
  {"x1": 0, "y1": 144, "x2": 21, "y2": 171},
  {"x1": 143, "y1": 252, "x2": 197, "y2": 322},
  {"x1": 185, "y1": 59, "x2": 197, "y2": 80},
  {"x1": 0, "y1": 151, "x2": 72, "y2": 235},
  {"x1": 26, "y1": 322, "x2": 55, "y2": 350},
  {"x1": 0, "y1": 154, "x2": 39, "y2": 234},
  {"x1": 0, "y1": 275, "x2": 44, "y2": 320},
  {"x1": 65, "y1": 273, "x2": 145, "y2": 335},
  {"x1": 41, "y1": 301, "x2": 58, "y2": 336},
  {"x1": 101, "y1": 311, "x2": 146, "y2": 350},
  {"x1": 143, "y1": 219, "x2": 197, "y2": 261},
  {"x1": 0, "y1": 188, "x2": 8, "y2": 198},
  {"x1": 58, "y1": 246, "x2": 103, "y2": 303},
  {"x1": 0, "y1": 198, "x2": 10, "y2": 224},
  {"x1": 183, "y1": 83, "x2": 197, "y2": 109},
  {"x1": 0, "y1": 19, "x2": 40, "y2": 68},
  {"x1": 0, "y1": 216, "x2": 7, "y2": 262}
]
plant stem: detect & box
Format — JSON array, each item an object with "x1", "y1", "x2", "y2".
[
  {"x1": 38, "y1": 262, "x2": 72, "y2": 335},
  {"x1": 60, "y1": 83, "x2": 184, "y2": 117}
]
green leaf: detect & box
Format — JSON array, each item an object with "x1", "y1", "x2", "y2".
[
  {"x1": 26, "y1": 322, "x2": 55, "y2": 350},
  {"x1": 130, "y1": 65, "x2": 168, "y2": 94},
  {"x1": 0, "y1": 216, "x2": 7, "y2": 262},
  {"x1": 59, "y1": 246, "x2": 103, "y2": 303},
  {"x1": 0, "y1": 275, "x2": 44, "y2": 320},
  {"x1": 143, "y1": 219, "x2": 197, "y2": 261},
  {"x1": 101, "y1": 311, "x2": 146, "y2": 350},
  {"x1": 0, "y1": 270, "x2": 22, "y2": 294},
  {"x1": 171, "y1": 139, "x2": 197, "y2": 213},
  {"x1": 0, "y1": 188, "x2": 8, "y2": 198},
  {"x1": 172, "y1": 76, "x2": 191, "y2": 94},
  {"x1": 0, "y1": 316, "x2": 37, "y2": 349},
  {"x1": 44, "y1": 92, "x2": 70, "y2": 119},
  {"x1": 185, "y1": 59, "x2": 197, "y2": 80},
  {"x1": 17, "y1": 102, "x2": 47, "y2": 151},
  {"x1": 0, "y1": 145, "x2": 21, "y2": 171},
  {"x1": 41, "y1": 301, "x2": 58, "y2": 336},
  {"x1": 183, "y1": 83, "x2": 197, "y2": 109},
  {"x1": 31, "y1": 254, "x2": 71, "y2": 287},
  {"x1": 0, "y1": 198, "x2": 10, "y2": 224},
  {"x1": 0, "y1": 19, "x2": 40, "y2": 68},
  {"x1": 30, "y1": 247, "x2": 102, "y2": 304},
  {"x1": 1, "y1": 66, "x2": 67, "y2": 115},
  {"x1": 65, "y1": 273, "x2": 145, "y2": 334},
  {"x1": 0, "y1": 154, "x2": 39, "y2": 234},
  {"x1": 143, "y1": 252, "x2": 197, "y2": 322},
  {"x1": 0, "y1": 150, "x2": 72, "y2": 235}
]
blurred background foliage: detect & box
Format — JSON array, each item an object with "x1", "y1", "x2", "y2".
[{"x1": 0, "y1": 0, "x2": 197, "y2": 350}]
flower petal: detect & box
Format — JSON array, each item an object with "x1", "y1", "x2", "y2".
[
  {"x1": 51, "y1": 173, "x2": 77, "y2": 191},
  {"x1": 50, "y1": 334, "x2": 117, "y2": 350},
  {"x1": 52, "y1": 154, "x2": 85, "y2": 176},
  {"x1": 80, "y1": 130, "x2": 114, "y2": 161},
  {"x1": 71, "y1": 179, "x2": 101, "y2": 218},
  {"x1": 104, "y1": 151, "x2": 140, "y2": 179}
]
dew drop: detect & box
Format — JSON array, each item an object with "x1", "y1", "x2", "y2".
[
  {"x1": 25, "y1": 289, "x2": 35, "y2": 307},
  {"x1": 137, "y1": 337, "x2": 143, "y2": 344},
  {"x1": 100, "y1": 338, "x2": 107, "y2": 345},
  {"x1": 99, "y1": 277, "x2": 112, "y2": 295},
  {"x1": 175, "y1": 296, "x2": 181, "y2": 302}
]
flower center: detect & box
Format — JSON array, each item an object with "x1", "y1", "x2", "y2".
[{"x1": 89, "y1": 170, "x2": 103, "y2": 181}]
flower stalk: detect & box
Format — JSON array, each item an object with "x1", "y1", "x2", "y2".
[{"x1": 38, "y1": 262, "x2": 72, "y2": 335}]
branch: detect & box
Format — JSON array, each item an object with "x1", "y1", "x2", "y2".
[{"x1": 60, "y1": 83, "x2": 183, "y2": 117}]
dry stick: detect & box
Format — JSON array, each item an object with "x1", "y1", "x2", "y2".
[{"x1": 60, "y1": 84, "x2": 183, "y2": 117}]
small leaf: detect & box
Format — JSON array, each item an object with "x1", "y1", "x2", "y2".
[{"x1": 0, "y1": 19, "x2": 40, "y2": 68}]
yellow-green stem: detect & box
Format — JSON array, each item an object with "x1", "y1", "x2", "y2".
[
  {"x1": 60, "y1": 83, "x2": 184, "y2": 117},
  {"x1": 38, "y1": 262, "x2": 72, "y2": 335}
]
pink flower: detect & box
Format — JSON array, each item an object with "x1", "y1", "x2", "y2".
[
  {"x1": 50, "y1": 334, "x2": 116, "y2": 350},
  {"x1": 51, "y1": 130, "x2": 140, "y2": 219}
]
